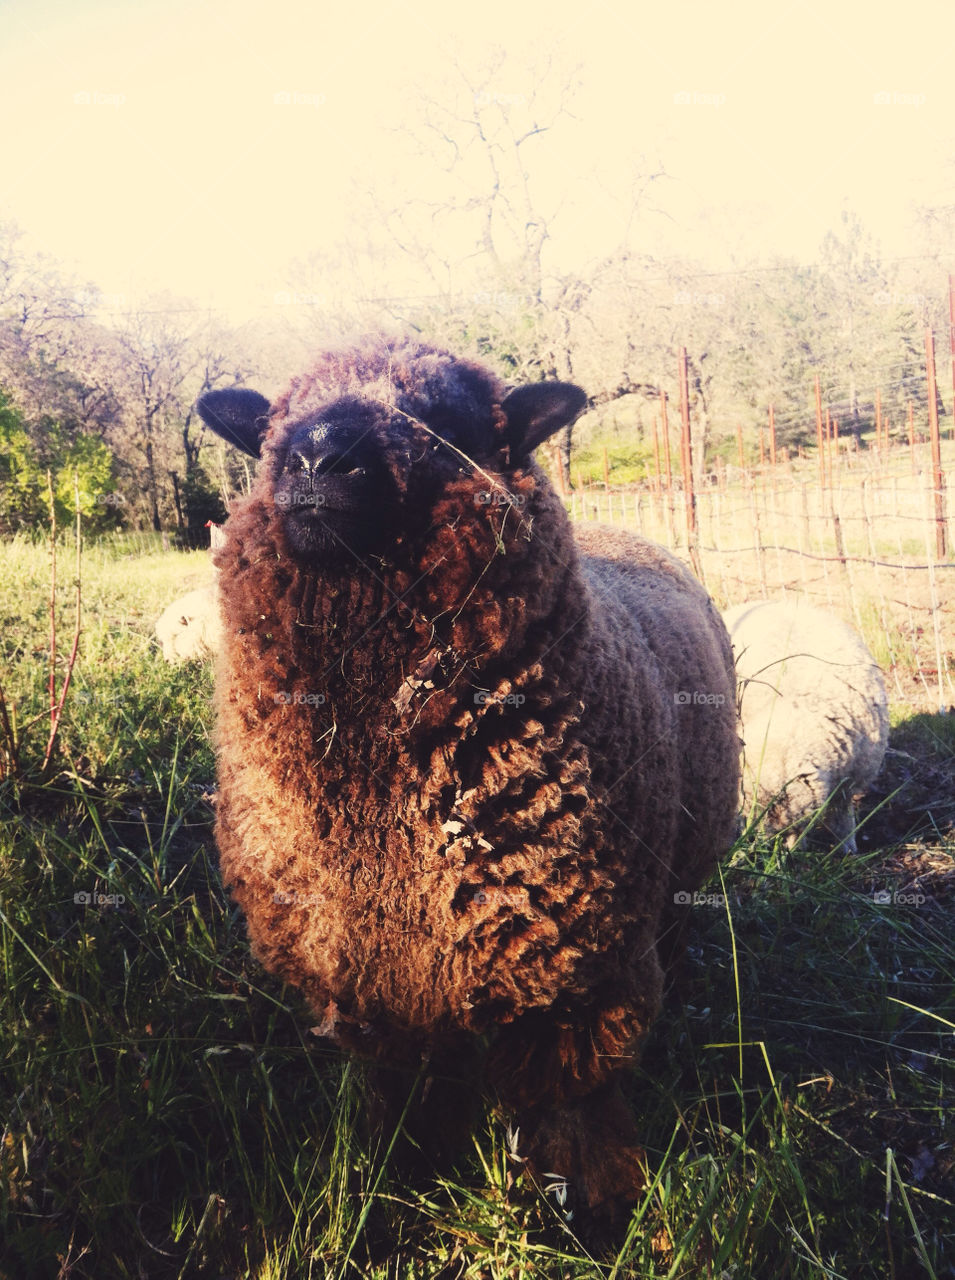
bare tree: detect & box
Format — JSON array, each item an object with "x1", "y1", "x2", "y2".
[
  {"x1": 0, "y1": 220, "x2": 92, "y2": 375},
  {"x1": 107, "y1": 303, "x2": 260, "y2": 535},
  {"x1": 352, "y1": 54, "x2": 669, "y2": 485}
]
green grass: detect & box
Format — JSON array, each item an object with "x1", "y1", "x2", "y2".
[
  {"x1": 567, "y1": 440, "x2": 656, "y2": 487},
  {"x1": 1, "y1": 541, "x2": 953, "y2": 1278}
]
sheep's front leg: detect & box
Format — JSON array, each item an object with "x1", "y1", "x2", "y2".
[
  {"x1": 365, "y1": 1040, "x2": 483, "y2": 1178},
  {"x1": 516, "y1": 1078, "x2": 647, "y2": 1222},
  {"x1": 486, "y1": 989, "x2": 658, "y2": 1221}
]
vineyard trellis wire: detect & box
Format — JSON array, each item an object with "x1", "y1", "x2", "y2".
[{"x1": 565, "y1": 385, "x2": 953, "y2": 715}]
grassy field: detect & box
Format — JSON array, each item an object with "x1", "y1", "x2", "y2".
[{"x1": 1, "y1": 533, "x2": 953, "y2": 1279}]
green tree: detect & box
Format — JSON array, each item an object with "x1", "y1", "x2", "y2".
[
  {"x1": 0, "y1": 391, "x2": 121, "y2": 535},
  {"x1": 0, "y1": 389, "x2": 45, "y2": 532},
  {"x1": 52, "y1": 428, "x2": 122, "y2": 534}
]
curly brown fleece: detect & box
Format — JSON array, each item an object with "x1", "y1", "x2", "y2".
[{"x1": 207, "y1": 339, "x2": 740, "y2": 1215}]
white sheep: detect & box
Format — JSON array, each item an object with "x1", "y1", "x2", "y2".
[
  {"x1": 724, "y1": 599, "x2": 889, "y2": 852},
  {"x1": 154, "y1": 584, "x2": 221, "y2": 663}
]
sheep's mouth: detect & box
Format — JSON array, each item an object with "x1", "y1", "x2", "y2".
[
  {"x1": 277, "y1": 481, "x2": 391, "y2": 561},
  {"x1": 285, "y1": 495, "x2": 358, "y2": 516},
  {"x1": 283, "y1": 501, "x2": 361, "y2": 551}
]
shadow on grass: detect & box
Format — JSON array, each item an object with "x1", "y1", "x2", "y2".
[{"x1": 1, "y1": 713, "x2": 952, "y2": 1277}]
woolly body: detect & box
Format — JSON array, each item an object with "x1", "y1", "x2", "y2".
[
  {"x1": 200, "y1": 340, "x2": 740, "y2": 1210},
  {"x1": 725, "y1": 599, "x2": 888, "y2": 850}
]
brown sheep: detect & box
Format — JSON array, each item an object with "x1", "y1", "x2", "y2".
[{"x1": 196, "y1": 338, "x2": 740, "y2": 1222}]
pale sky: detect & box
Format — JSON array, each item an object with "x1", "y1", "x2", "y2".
[{"x1": 1, "y1": 0, "x2": 954, "y2": 322}]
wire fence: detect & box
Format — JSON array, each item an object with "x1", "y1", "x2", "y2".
[{"x1": 566, "y1": 438, "x2": 954, "y2": 713}]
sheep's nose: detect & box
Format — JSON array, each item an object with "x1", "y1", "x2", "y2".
[
  {"x1": 287, "y1": 426, "x2": 372, "y2": 479},
  {"x1": 288, "y1": 443, "x2": 364, "y2": 477}
]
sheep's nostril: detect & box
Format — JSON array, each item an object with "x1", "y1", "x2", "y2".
[
  {"x1": 316, "y1": 454, "x2": 364, "y2": 477},
  {"x1": 286, "y1": 449, "x2": 366, "y2": 478}
]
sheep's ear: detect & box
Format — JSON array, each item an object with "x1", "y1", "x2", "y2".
[
  {"x1": 196, "y1": 388, "x2": 272, "y2": 459},
  {"x1": 501, "y1": 382, "x2": 588, "y2": 459}
]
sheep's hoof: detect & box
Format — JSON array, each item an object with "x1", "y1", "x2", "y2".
[{"x1": 521, "y1": 1083, "x2": 647, "y2": 1225}]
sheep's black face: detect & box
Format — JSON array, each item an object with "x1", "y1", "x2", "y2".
[
  {"x1": 273, "y1": 399, "x2": 400, "y2": 560},
  {"x1": 269, "y1": 392, "x2": 513, "y2": 566},
  {"x1": 195, "y1": 349, "x2": 588, "y2": 567}
]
